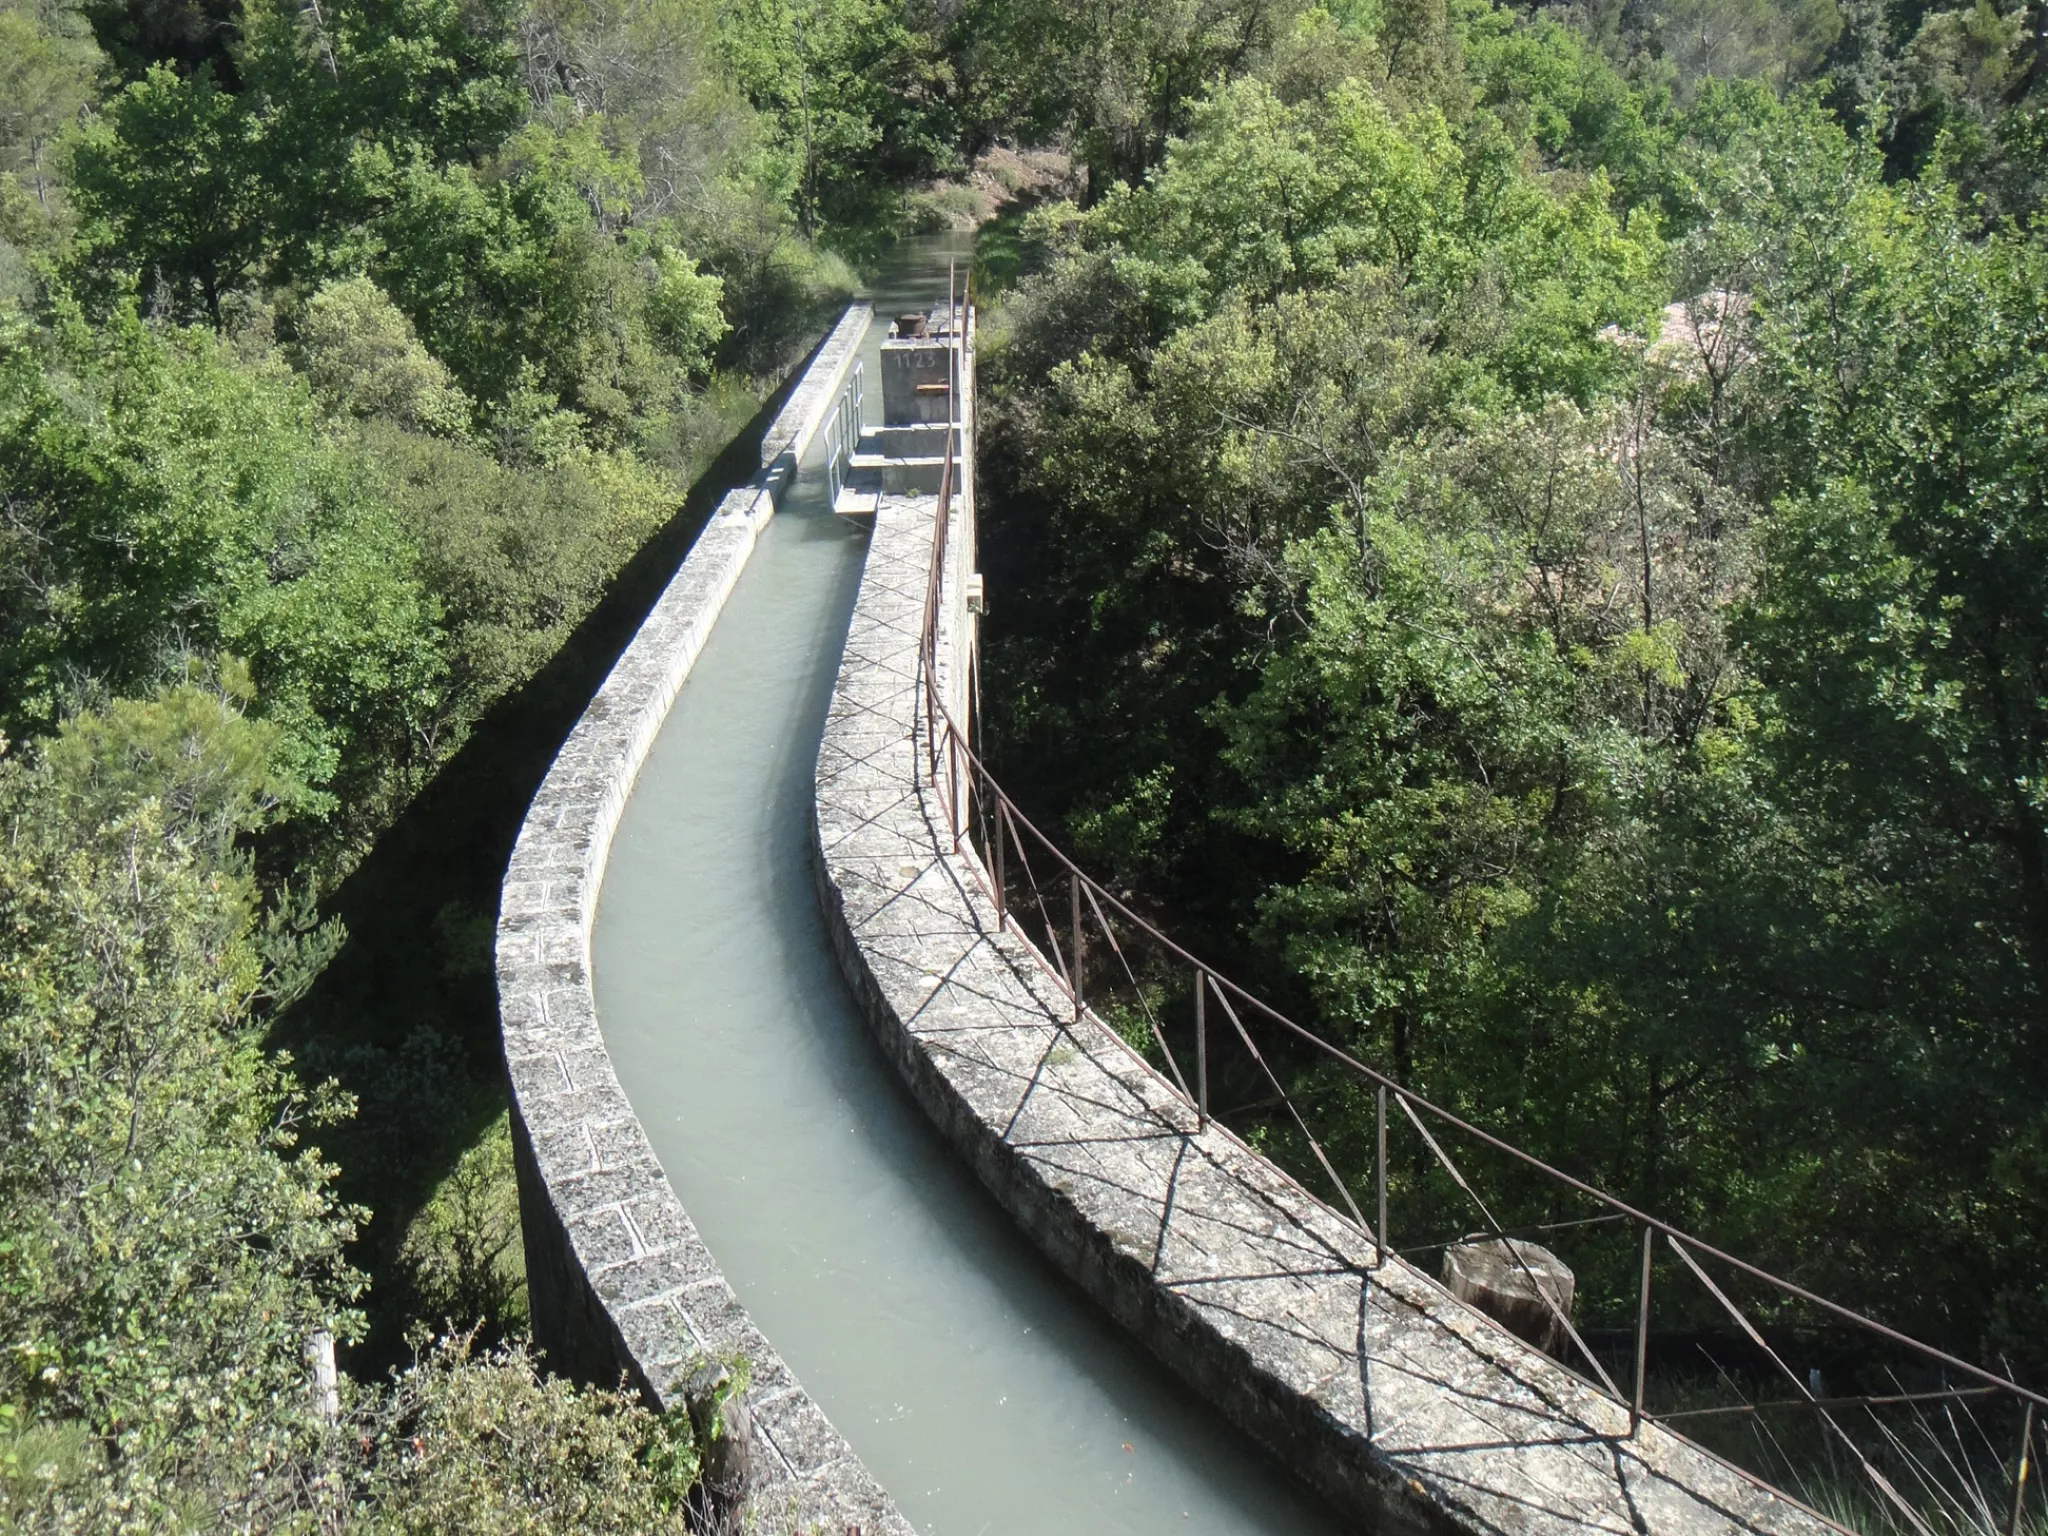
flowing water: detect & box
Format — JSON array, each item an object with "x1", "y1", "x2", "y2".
[{"x1": 591, "y1": 237, "x2": 1338, "y2": 1535}]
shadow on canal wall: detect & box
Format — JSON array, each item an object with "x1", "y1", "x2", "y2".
[{"x1": 275, "y1": 329, "x2": 825, "y2": 1373}]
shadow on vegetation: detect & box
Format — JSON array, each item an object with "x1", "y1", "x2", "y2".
[{"x1": 272, "y1": 354, "x2": 820, "y2": 1375}]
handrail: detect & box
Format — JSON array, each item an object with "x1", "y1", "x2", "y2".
[
  {"x1": 823, "y1": 362, "x2": 864, "y2": 509},
  {"x1": 905, "y1": 294, "x2": 2044, "y2": 1536}
]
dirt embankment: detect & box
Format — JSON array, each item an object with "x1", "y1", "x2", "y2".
[{"x1": 913, "y1": 145, "x2": 1081, "y2": 230}]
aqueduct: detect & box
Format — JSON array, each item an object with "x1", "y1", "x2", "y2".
[{"x1": 496, "y1": 268, "x2": 2041, "y2": 1535}]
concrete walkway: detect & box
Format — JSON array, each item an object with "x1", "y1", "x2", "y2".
[{"x1": 814, "y1": 484, "x2": 1844, "y2": 1536}]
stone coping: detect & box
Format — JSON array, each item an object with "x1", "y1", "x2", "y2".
[
  {"x1": 811, "y1": 482, "x2": 1843, "y2": 1536},
  {"x1": 495, "y1": 303, "x2": 915, "y2": 1535}
]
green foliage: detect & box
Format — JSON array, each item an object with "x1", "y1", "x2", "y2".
[
  {"x1": 512, "y1": 0, "x2": 853, "y2": 371},
  {"x1": 396, "y1": 1114, "x2": 528, "y2": 1338},
  {"x1": 363, "y1": 419, "x2": 672, "y2": 733},
  {"x1": 67, "y1": 63, "x2": 269, "y2": 325},
  {"x1": 718, "y1": 0, "x2": 954, "y2": 239},
  {"x1": 1011, "y1": 71, "x2": 1661, "y2": 386},
  {"x1": 12, "y1": 0, "x2": 2048, "y2": 1514},
  {"x1": 0, "y1": 0, "x2": 102, "y2": 215},
  {"x1": 0, "y1": 693, "x2": 364, "y2": 1526},
  {"x1": 0, "y1": 628, "x2": 730, "y2": 1533},
  {"x1": 0, "y1": 310, "x2": 446, "y2": 836},
  {"x1": 0, "y1": 0, "x2": 891, "y2": 1519},
  {"x1": 289, "y1": 274, "x2": 472, "y2": 435},
  {"x1": 41, "y1": 659, "x2": 289, "y2": 850},
  {"x1": 980, "y1": 2, "x2": 2048, "y2": 1367},
  {"x1": 342, "y1": 1335, "x2": 696, "y2": 1535},
  {"x1": 60, "y1": 0, "x2": 774, "y2": 461},
  {"x1": 1647, "y1": 0, "x2": 1843, "y2": 96},
  {"x1": 215, "y1": 0, "x2": 527, "y2": 200},
  {"x1": 1102, "y1": 80, "x2": 1465, "y2": 303},
  {"x1": 647, "y1": 248, "x2": 727, "y2": 365},
  {"x1": 945, "y1": 0, "x2": 1304, "y2": 196},
  {"x1": 1463, "y1": 12, "x2": 1679, "y2": 212},
  {"x1": 1711, "y1": 171, "x2": 2048, "y2": 1329}
]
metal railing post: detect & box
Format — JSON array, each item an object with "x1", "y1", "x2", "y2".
[
  {"x1": 1194, "y1": 970, "x2": 1208, "y2": 1130},
  {"x1": 1375, "y1": 1085, "x2": 1388, "y2": 1267},
  {"x1": 992, "y1": 783, "x2": 1006, "y2": 923},
  {"x1": 1071, "y1": 872, "x2": 1085, "y2": 1021},
  {"x1": 2011, "y1": 1402, "x2": 2036, "y2": 1536},
  {"x1": 1633, "y1": 1223, "x2": 1653, "y2": 1435},
  {"x1": 947, "y1": 727, "x2": 961, "y2": 849}
]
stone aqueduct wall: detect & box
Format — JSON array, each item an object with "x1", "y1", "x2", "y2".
[{"x1": 492, "y1": 304, "x2": 913, "y2": 1536}]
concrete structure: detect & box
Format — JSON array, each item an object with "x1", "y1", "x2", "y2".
[
  {"x1": 828, "y1": 307, "x2": 967, "y2": 511},
  {"x1": 878, "y1": 309, "x2": 958, "y2": 424},
  {"x1": 810, "y1": 312, "x2": 1844, "y2": 1535},
  {"x1": 494, "y1": 304, "x2": 913, "y2": 1536}
]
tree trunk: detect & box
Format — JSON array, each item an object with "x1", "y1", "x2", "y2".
[
  {"x1": 1442, "y1": 1237, "x2": 1577, "y2": 1354},
  {"x1": 685, "y1": 1363, "x2": 753, "y2": 1536}
]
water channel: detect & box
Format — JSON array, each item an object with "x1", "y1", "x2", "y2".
[{"x1": 590, "y1": 237, "x2": 1338, "y2": 1535}]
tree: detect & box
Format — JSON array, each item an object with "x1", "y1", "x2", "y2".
[
  {"x1": 0, "y1": 309, "x2": 446, "y2": 840},
  {"x1": 719, "y1": 0, "x2": 951, "y2": 236},
  {"x1": 67, "y1": 63, "x2": 268, "y2": 324},
  {"x1": 982, "y1": 39, "x2": 2048, "y2": 1358},
  {"x1": 0, "y1": 0, "x2": 104, "y2": 211},
  {"x1": 331, "y1": 1334, "x2": 696, "y2": 1535},
  {"x1": 949, "y1": 0, "x2": 1299, "y2": 197},
  {"x1": 1647, "y1": 0, "x2": 1843, "y2": 95},
  {"x1": 0, "y1": 686, "x2": 364, "y2": 1525},
  {"x1": 290, "y1": 273, "x2": 474, "y2": 434},
  {"x1": 0, "y1": 688, "x2": 713, "y2": 1529}
]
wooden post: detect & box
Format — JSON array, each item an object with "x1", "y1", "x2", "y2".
[{"x1": 305, "y1": 1330, "x2": 339, "y2": 1423}]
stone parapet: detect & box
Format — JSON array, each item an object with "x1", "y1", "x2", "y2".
[
  {"x1": 495, "y1": 303, "x2": 910, "y2": 1535},
  {"x1": 811, "y1": 480, "x2": 1840, "y2": 1536}
]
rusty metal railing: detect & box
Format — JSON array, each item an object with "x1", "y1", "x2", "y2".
[{"x1": 904, "y1": 299, "x2": 2043, "y2": 1536}]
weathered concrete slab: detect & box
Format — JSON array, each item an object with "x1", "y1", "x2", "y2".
[
  {"x1": 812, "y1": 474, "x2": 1841, "y2": 1535},
  {"x1": 496, "y1": 305, "x2": 910, "y2": 1536}
]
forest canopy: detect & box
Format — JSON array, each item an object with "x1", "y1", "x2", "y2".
[
  {"x1": 976, "y1": 0, "x2": 2048, "y2": 1381},
  {"x1": 0, "y1": 0, "x2": 853, "y2": 1518}
]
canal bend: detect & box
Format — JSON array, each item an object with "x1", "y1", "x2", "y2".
[{"x1": 588, "y1": 240, "x2": 1336, "y2": 1534}]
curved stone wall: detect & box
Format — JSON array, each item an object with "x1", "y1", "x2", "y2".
[
  {"x1": 494, "y1": 304, "x2": 912, "y2": 1536},
  {"x1": 811, "y1": 340, "x2": 1838, "y2": 1536}
]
